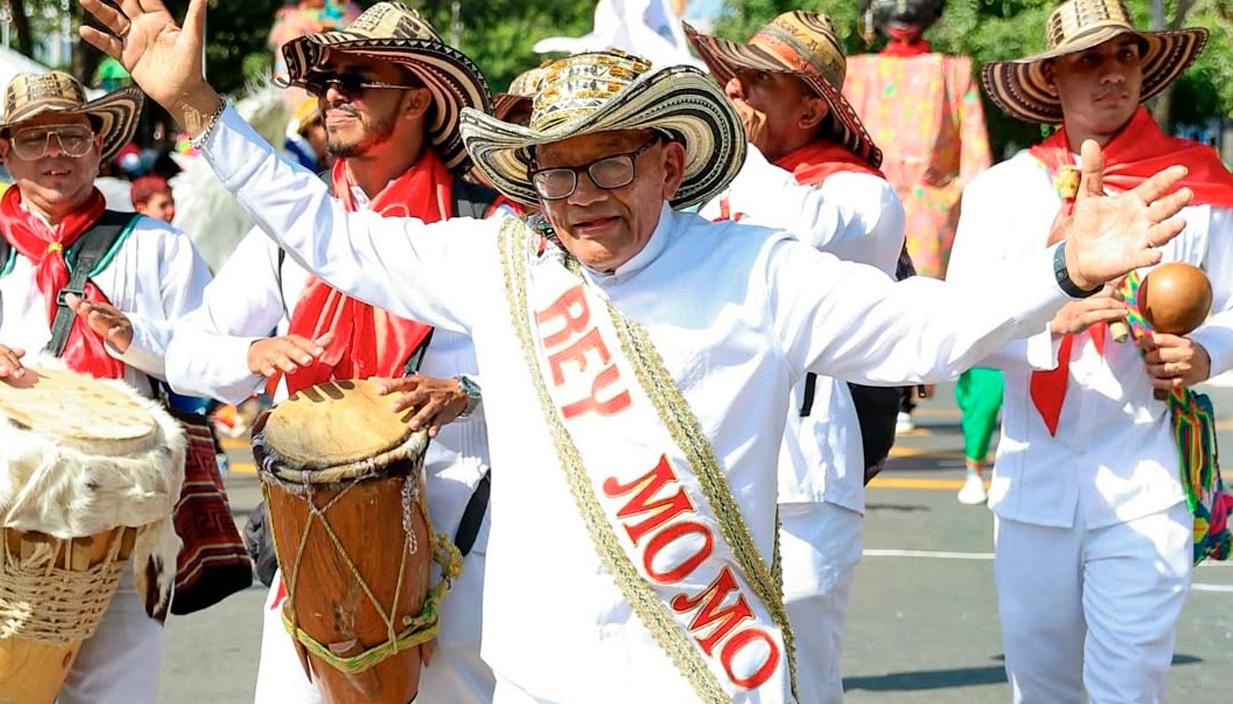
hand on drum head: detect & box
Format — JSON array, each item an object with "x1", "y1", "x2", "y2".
[
  {"x1": 0, "y1": 344, "x2": 32, "y2": 387},
  {"x1": 246, "y1": 332, "x2": 333, "y2": 377},
  {"x1": 375, "y1": 374, "x2": 470, "y2": 438},
  {"x1": 66, "y1": 293, "x2": 133, "y2": 353}
]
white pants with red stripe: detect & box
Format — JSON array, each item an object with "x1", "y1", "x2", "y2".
[
  {"x1": 253, "y1": 550, "x2": 492, "y2": 704},
  {"x1": 58, "y1": 569, "x2": 164, "y2": 704},
  {"x1": 994, "y1": 501, "x2": 1192, "y2": 704}
]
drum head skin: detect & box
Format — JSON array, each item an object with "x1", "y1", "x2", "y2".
[
  {"x1": 260, "y1": 379, "x2": 422, "y2": 471},
  {"x1": 0, "y1": 366, "x2": 159, "y2": 456}
]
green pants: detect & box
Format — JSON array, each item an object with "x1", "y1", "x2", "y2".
[{"x1": 955, "y1": 368, "x2": 1004, "y2": 463}]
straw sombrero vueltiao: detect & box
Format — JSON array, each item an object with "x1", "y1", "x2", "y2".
[
  {"x1": 684, "y1": 11, "x2": 882, "y2": 168},
  {"x1": 982, "y1": 0, "x2": 1208, "y2": 124},
  {"x1": 0, "y1": 71, "x2": 142, "y2": 163},
  {"x1": 492, "y1": 65, "x2": 549, "y2": 124},
  {"x1": 279, "y1": 1, "x2": 491, "y2": 172},
  {"x1": 459, "y1": 50, "x2": 747, "y2": 210}
]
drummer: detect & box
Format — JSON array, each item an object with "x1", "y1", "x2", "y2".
[
  {"x1": 163, "y1": 5, "x2": 500, "y2": 703},
  {"x1": 944, "y1": 2, "x2": 1233, "y2": 701},
  {"x1": 0, "y1": 71, "x2": 211, "y2": 703}
]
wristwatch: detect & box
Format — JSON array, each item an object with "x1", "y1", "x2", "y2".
[
  {"x1": 455, "y1": 375, "x2": 482, "y2": 418},
  {"x1": 1054, "y1": 241, "x2": 1100, "y2": 299}
]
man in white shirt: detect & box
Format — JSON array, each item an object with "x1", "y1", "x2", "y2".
[
  {"x1": 164, "y1": 5, "x2": 500, "y2": 703},
  {"x1": 949, "y1": 1, "x2": 1233, "y2": 701},
  {"x1": 83, "y1": 2, "x2": 1194, "y2": 701},
  {"x1": 0, "y1": 70, "x2": 210, "y2": 704},
  {"x1": 688, "y1": 12, "x2": 904, "y2": 703}
]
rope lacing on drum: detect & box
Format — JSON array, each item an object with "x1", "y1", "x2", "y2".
[{"x1": 266, "y1": 475, "x2": 463, "y2": 675}]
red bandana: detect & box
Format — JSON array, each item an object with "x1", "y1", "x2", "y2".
[
  {"x1": 283, "y1": 151, "x2": 453, "y2": 394},
  {"x1": 775, "y1": 141, "x2": 885, "y2": 186},
  {"x1": 0, "y1": 186, "x2": 125, "y2": 379},
  {"x1": 1027, "y1": 107, "x2": 1233, "y2": 435},
  {"x1": 881, "y1": 28, "x2": 932, "y2": 57}
]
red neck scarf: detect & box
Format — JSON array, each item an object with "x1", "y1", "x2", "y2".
[
  {"x1": 0, "y1": 186, "x2": 124, "y2": 379},
  {"x1": 882, "y1": 28, "x2": 932, "y2": 57},
  {"x1": 283, "y1": 151, "x2": 453, "y2": 394},
  {"x1": 714, "y1": 141, "x2": 885, "y2": 222},
  {"x1": 775, "y1": 141, "x2": 885, "y2": 186},
  {"x1": 1027, "y1": 108, "x2": 1233, "y2": 435}
]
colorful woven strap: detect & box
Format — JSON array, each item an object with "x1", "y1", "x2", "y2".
[{"x1": 1118, "y1": 273, "x2": 1231, "y2": 564}]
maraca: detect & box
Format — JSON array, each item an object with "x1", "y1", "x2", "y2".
[{"x1": 1137, "y1": 262, "x2": 1213, "y2": 399}]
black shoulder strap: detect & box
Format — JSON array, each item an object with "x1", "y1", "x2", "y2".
[
  {"x1": 450, "y1": 177, "x2": 502, "y2": 219},
  {"x1": 453, "y1": 470, "x2": 490, "y2": 557},
  {"x1": 0, "y1": 236, "x2": 11, "y2": 277},
  {"x1": 46, "y1": 210, "x2": 140, "y2": 357}
]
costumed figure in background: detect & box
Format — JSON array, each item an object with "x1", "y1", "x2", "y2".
[
  {"x1": 948, "y1": 1, "x2": 1233, "y2": 700},
  {"x1": 0, "y1": 70, "x2": 212, "y2": 704},
  {"x1": 846, "y1": 0, "x2": 999, "y2": 475},
  {"x1": 164, "y1": 5, "x2": 502, "y2": 703},
  {"x1": 89, "y1": 0, "x2": 1198, "y2": 698},
  {"x1": 533, "y1": 0, "x2": 702, "y2": 68},
  {"x1": 268, "y1": 0, "x2": 362, "y2": 105},
  {"x1": 687, "y1": 12, "x2": 904, "y2": 703}
]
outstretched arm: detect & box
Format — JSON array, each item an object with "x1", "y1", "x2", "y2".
[
  {"x1": 772, "y1": 142, "x2": 1193, "y2": 383},
  {"x1": 80, "y1": 0, "x2": 492, "y2": 332}
]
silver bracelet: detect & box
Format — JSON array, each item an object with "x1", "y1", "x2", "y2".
[{"x1": 189, "y1": 99, "x2": 228, "y2": 151}]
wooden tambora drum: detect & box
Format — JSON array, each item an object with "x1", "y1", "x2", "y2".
[
  {"x1": 0, "y1": 365, "x2": 185, "y2": 704},
  {"x1": 252, "y1": 379, "x2": 460, "y2": 704}
]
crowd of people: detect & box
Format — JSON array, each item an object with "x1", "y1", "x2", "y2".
[{"x1": 0, "y1": 0, "x2": 1230, "y2": 703}]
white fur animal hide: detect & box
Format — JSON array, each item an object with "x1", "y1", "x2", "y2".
[{"x1": 0, "y1": 365, "x2": 187, "y2": 621}]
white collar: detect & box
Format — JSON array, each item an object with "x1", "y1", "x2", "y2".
[{"x1": 584, "y1": 202, "x2": 675, "y2": 283}]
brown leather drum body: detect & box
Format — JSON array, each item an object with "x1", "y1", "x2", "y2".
[{"x1": 252, "y1": 380, "x2": 434, "y2": 704}]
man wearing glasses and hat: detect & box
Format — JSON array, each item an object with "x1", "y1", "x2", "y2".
[
  {"x1": 85, "y1": 0, "x2": 1198, "y2": 701},
  {"x1": 685, "y1": 12, "x2": 904, "y2": 703},
  {"x1": 0, "y1": 70, "x2": 211, "y2": 704},
  {"x1": 947, "y1": 1, "x2": 1233, "y2": 701},
  {"x1": 163, "y1": 3, "x2": 502, "y2": 703}
]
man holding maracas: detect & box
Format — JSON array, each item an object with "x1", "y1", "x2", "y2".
[{"x1": 946, "y1": 2, "x2": 1233, "y2": 703}]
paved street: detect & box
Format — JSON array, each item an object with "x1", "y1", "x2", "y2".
[{"x1": 158, "y1": 384, "x2": 1233, "y2": 702}]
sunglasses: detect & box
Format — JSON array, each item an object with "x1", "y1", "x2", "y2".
[
  {"x1": 302, "y1": 71, "x2": 422, "y2": 99},
  {"x1": 8, "y1": 123, "x2": 95, "y2": 160},
  {"x1": 530, "y1": 135, "x2": 662, "y2": 201}
]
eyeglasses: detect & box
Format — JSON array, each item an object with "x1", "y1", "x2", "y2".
[
  {"x1": 8, "y1": 124, "x2": 95, "y2": 160},
  {"x1": 530, "y1": 135, "x2": 662, "y2": 201},
  {"x1": 302, "y1": 71, "x2": 422, "y2": 98}
]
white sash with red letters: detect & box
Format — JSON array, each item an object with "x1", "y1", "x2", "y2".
[{"x1": 499, "y1": 221, "x2": 797, "y2": 704}]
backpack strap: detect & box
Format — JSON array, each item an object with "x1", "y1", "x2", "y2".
[
  {"x1": 0, "y1": 236, "x2": 13, "y2": 277},
  {"x1": 46, "y1": 210, "x2": 141, "y2": 357},
  {"x1": 453, "y1": 470, "x2": 490, "y2": 557}
]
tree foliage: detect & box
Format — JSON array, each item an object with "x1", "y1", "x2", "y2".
[{"x1": 716, "y1": 0, "x2": 1233, "y2": 155}]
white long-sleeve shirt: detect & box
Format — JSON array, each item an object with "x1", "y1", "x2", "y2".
[
  {"x1": 702, "y1": 145, "x2": 905, "y2": 510},
  {"x1": 202, "y1": 106, "x2": 1077, "y2": 704},
  {"x1": 948, "y1": 150, "x2": 1233, "y2": 529},
  {"x1": 0, "y1": 213, "x2": 210, "y2": 395}
]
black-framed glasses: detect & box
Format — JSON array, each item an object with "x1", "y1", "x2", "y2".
[
  {"x1": 9, "y1": 123, "x2": 95, "y2": 160},
  {"x1": 530, "y1": 135, "x2": 661, "y2": 201},
  {"x1": 302, "y1": 71, "x2": 421, "y2": 98}
]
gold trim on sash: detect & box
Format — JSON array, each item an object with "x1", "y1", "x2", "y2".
[{"x1": 499, "y1": 219, "x2": 798, "y2": 701}]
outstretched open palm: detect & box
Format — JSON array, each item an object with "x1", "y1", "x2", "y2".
[
  {"x1": 1065, "y1": 140, "x2": 1192, "y2": 291},
  {"x1": 79, "y1": 0, "x2": 209, "y2": 113}
]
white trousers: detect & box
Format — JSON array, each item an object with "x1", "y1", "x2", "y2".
[
  {"x1": 58, "y1": 568, "x2": 164, "y2": 704},
  {"x1": 254, "y1": 550, "x2": 493, "y2": 704},
  {"x1": 779, "y1": 501, "x2": 863, "y2": 704},
  {"x1": 994, "y1": 502, "x2": 1192, "y2": 704}
]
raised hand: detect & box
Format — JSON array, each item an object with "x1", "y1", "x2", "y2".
[
  {"x1": 1063, "y1": 140, "x2": 1192, "y2": 291},
  {"x1": 79, "y1": 0, "x2": 220, "y2": 132}
]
